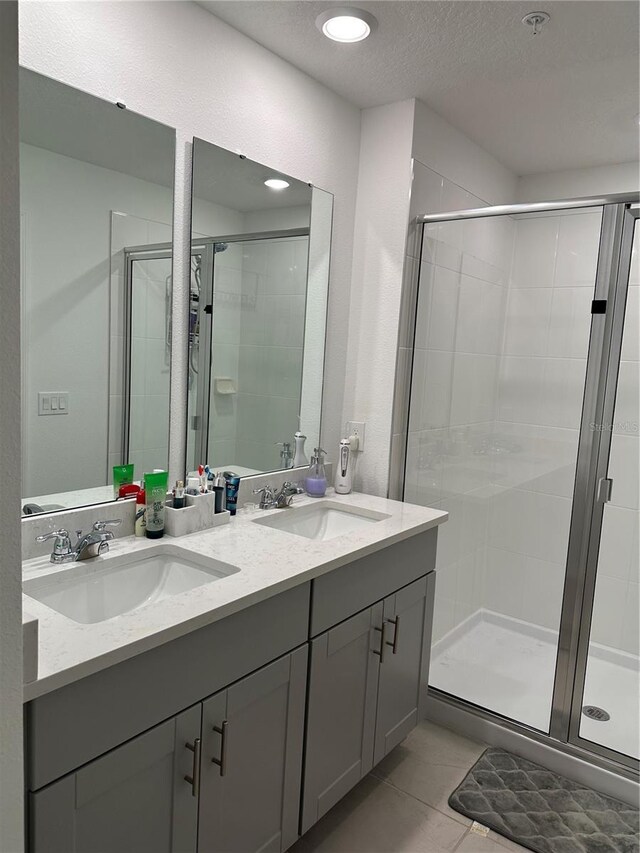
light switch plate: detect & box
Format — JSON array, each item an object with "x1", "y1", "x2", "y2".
[
  {"x1": 345, "y1": 421, "x2": 365, "y2": 451},
  {"x1": 38, "y1": 392, "x2": 69, "y2": 415}
]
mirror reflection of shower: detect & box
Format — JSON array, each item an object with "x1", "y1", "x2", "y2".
[{"x1": 188, "y1": 243, "x2": 228, "y2": 389}]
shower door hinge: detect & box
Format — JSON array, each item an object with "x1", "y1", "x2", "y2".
[
  {"x1": 591, "y1": 300, "x2": 607, "y2": 314},
  {"x1": 597, "y1": 477, "x2": 613, "y2": 503},
  {"x1": 191, "y1": 415, "x2": 202, "y2": 431}
]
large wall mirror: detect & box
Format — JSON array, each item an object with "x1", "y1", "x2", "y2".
[
  {"x1": 188, "y1": 139, "x2": 333, "y2": 476},
  {"x1": 19, "y1": 69, "x2": 176, "y2": 515}
]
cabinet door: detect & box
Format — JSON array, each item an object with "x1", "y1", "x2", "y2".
[
  {"x1": 198, "y1": 646, "x2": 308, "y2": 853},
  {"x1": 373, "y1": 574, "x2": 433, "y2": 765},
  {"x1": 301, "y1": 602, "x2": 383, "y2": 834},
  {"x1": 29, "y1": 704, "x2": 201, "y2": 853}
]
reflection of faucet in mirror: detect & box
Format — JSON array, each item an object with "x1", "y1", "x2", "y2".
[
  {"x1": 35, "y1": 520, "x2": 122, "y2": 564},
  {"x1": 275, "y1": 442, "x2": 293, "y2": 469}
]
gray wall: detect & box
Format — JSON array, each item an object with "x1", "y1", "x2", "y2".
[{"x1": 0, "y1": 2, "x2": 25, "y2": 849}]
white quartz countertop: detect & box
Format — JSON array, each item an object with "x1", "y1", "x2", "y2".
[{"x1": 22, "y1": 491, "x2": 447, "y2": 702}]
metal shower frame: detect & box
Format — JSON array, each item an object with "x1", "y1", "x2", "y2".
[{"x1": 409, "y1": 192, "x2": 640, "y2": 778}]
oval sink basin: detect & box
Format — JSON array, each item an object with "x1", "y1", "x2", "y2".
[
  {"x1": 252, "y1": 500, "x2": 390, "y2": 541},
  {"x1": 23, "y1": 545, "x2": 239, "y2": 624}
]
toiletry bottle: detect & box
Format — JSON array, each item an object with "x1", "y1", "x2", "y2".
[
  {"x1": 145, "y1": 470, "x2": 168, "y2": 539},
  {"x1": 173, "y1": 480, "x2": 185, "y2": 509},
  {"x1": 334, "y1": 438, "x2": 353, "y2": 494},
  {"x1": 112, "y1": 463, "x2": 134, "y2": 499},
  {"x1": 212, "y1": 472, "x2": 226, "y2": 514},
  {"x1": 223, "y1": 471, "x2": 241, "y2": 516},
  {"x1": 135, "y1": 489, "x2": 146, "y2": 537},
  {"x1": 293, "y1": 431, "x2": 308, "y2": 467},
  {"x1": 305, "y1": 448, "x2": 327, "y2": 497}
]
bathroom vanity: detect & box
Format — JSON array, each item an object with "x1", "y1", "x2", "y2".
[{"x1": 22, "y1": 493, "x2": 446, "y2": 853}]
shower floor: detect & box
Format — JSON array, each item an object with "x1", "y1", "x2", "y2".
[{"x1": 430, "y1": 610, "x2": 639, "y2": 760}]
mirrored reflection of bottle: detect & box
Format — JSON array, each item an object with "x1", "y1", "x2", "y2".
[{"x1": 293, "y1": 431, "x2": 308, "y2": 467}]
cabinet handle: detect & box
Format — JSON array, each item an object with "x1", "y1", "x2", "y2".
[
  {"x1": 184, "y1": 738, "x2": 201, "y2": 798},
  {"x1": 373, "y1": 622, "x2": 387, "y2": 663},
  {"x1": 386, "y1": 616, "x2": 400, "y2": 654},
  {"x1": 212, "y1": 720, "x2": 228, "y2": 776}
]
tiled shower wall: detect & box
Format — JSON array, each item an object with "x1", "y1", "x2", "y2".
[
  {"x1": 235, "y1": 235, "x2": 308, "y2": 472},
  {"x1": 399, "y1": 160, "x2": 514, "y2": 642},
  {"x1": 485, "y1": 210, "x2": 602, "y2": 635}
]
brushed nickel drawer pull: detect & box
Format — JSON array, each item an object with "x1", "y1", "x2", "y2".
[
  {"x1": 386, "y1": 616, "x2": 400, "y2": 654},
  {"x1": 373, "y1": 622, "x2": 387, "y2": 663},
  {"x1": 212, "y1": 720, "x2": 228, "y2": 776},
  {"x1": 184, "y1": 737, "x2": 201, "y2": 798}
]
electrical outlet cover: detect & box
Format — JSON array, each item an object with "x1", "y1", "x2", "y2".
[{"x1": 345, "y1": 421, "x2": 365, "y2": 450}]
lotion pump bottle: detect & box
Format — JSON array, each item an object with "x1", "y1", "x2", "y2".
[
  {"x1": 305, "y1": 448, "x2": 327, "y2": 497},
  {"x1": 292, "y1": 431, "x2": 308, "y2": 468}
]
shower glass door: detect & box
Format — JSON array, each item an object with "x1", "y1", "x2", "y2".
[
  {"x1": 406, "y1": 204, "x2": 605, "y2": 734},
  {"x1": 572, "y1": 212, "x2": 639, "y2": 764}
]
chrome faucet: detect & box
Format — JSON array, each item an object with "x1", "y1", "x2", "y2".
[
  {"x1": 252, "y1": 481, "x2": 304, "y2": 510},
  {"x1": 36, "y1": 519, "x2": 122, "y2": 563}
]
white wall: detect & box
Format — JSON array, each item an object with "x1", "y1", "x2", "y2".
[
  {"x1": 518, "y1": 161, "x2": 640, "y2": 202},
  {"x1": 343, "y1": 99, "x2": 415, "y2": 496},
  {"x1": 19, "y1": 0, "x2": 361, "y2": 485},
  {"x1": 412, "y1": 100, "x2": 517, "y2": 209},
  {"x1": 0, "y1": 3, "x2": 24, "y2": 849}
]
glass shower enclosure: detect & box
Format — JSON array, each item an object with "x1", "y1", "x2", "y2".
[{"x1": 403, "y1": 194, "x2": 639, "y2": 775}]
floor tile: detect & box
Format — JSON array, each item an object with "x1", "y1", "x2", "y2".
[
  {"x1": 402, "y1": 720, "x2": 487, "y2": 769},
  {"x1": 371, "y1": 721, "x2": 486, "y2": 824},
  {"x1": 290, "y1": 775, "x2": 468, "y2": 853},
  {"x1": 373, "y1": 745, "x2": 473, "y2": 825}
]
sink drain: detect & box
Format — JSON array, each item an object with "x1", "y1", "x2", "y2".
[{"x1": 582, "y1": 705, "x2": 610, "y2": 722}]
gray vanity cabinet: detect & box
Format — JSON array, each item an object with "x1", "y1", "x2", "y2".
[
  {"x1": 300, "y1": 603, "x2": 384, "y2": 833},
  {"x1": 302, "y1": 573, "x2": 435, "y2": 835},
  {"x1": 373, "y1": 573, "x2": 434, "y2": 764},
  {"x1": 29, "y1": 704, "x2": 201, "y2": 853},
  {"x1": 198, "y1": 646, "x2": 308, "y2": 853}
]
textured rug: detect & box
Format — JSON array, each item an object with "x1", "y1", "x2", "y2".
[{"x1": 449, "y1": 747, "x2": 639, "y2": 853}]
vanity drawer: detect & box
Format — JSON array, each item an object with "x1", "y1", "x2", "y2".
[
  {"x1": 27, "y1": 582, "x2": 310, "y2": 791},
  {"x1": 309, "y1": 530, "x2": 437, "y2": 636}
]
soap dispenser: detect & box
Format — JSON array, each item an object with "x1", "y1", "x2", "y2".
[
  {"x1": 292, "y1": 431, "x2": 308, "y2": 468},
  {"x1": 334, "y1": 438, "x2": 353, "y2": 494},
  {"x1": 305, "y1": 448, "x2": 327, "y2": 497}
]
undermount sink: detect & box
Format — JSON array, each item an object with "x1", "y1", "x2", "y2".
[
  {"x1": 23, "y1": 545, "x2": 239, "y2": 624},
  {"x1": 252, "y1": 500, "x2": 390, "y2": 541}
]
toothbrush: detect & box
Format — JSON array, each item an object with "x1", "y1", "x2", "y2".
[{"x1": 198, "y1": 464, "x2": 206, "y2": 493}]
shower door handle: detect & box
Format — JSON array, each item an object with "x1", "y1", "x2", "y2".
[{"x1": 597, "y1": 477, "x2": 613, "y2": 503}]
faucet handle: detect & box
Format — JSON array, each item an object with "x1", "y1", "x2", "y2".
[
  {"x1": 35, "y1": 529, "x2": 69, "y2": 544},
  {"x1": 92, "y1": 519, "x2": 122, "y2": 532},
  {"x1": 35, "y1": 529, "x2": 73, "y2": 560},
  {"x1": 281, "y1": 481, "x2": 304, "y2": 495},
  {"x1": 252, "y1": 485, "x2": 274, "y2": 498}
]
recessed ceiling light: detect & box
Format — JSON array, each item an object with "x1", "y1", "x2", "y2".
[
  {"x1": 264, "y1": 178, "x2": 290, "y2": 190},
  {"x1": 315, "y1": 7, "x2": 377, "y2": 43}
]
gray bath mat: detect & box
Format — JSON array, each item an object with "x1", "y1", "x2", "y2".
[{"x1": 448, "y1": 747, "x2": 639, "y2": 853}]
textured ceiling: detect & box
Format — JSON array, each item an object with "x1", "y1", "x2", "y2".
[{"x1": 198, "y1": 0, "x2": 640, "y2": 176}]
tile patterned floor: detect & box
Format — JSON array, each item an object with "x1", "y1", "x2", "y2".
[{"x1": 290, "y1": 721, "x2": 530, "y2": 853}]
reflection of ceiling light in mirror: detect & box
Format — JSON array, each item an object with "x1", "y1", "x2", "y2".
[
  {"x1": 264, "y1": 178, "x2": 290, "y2": 190},
  {"x1": 315, "y1": 7, "x2": 377, "y2": 42}
]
